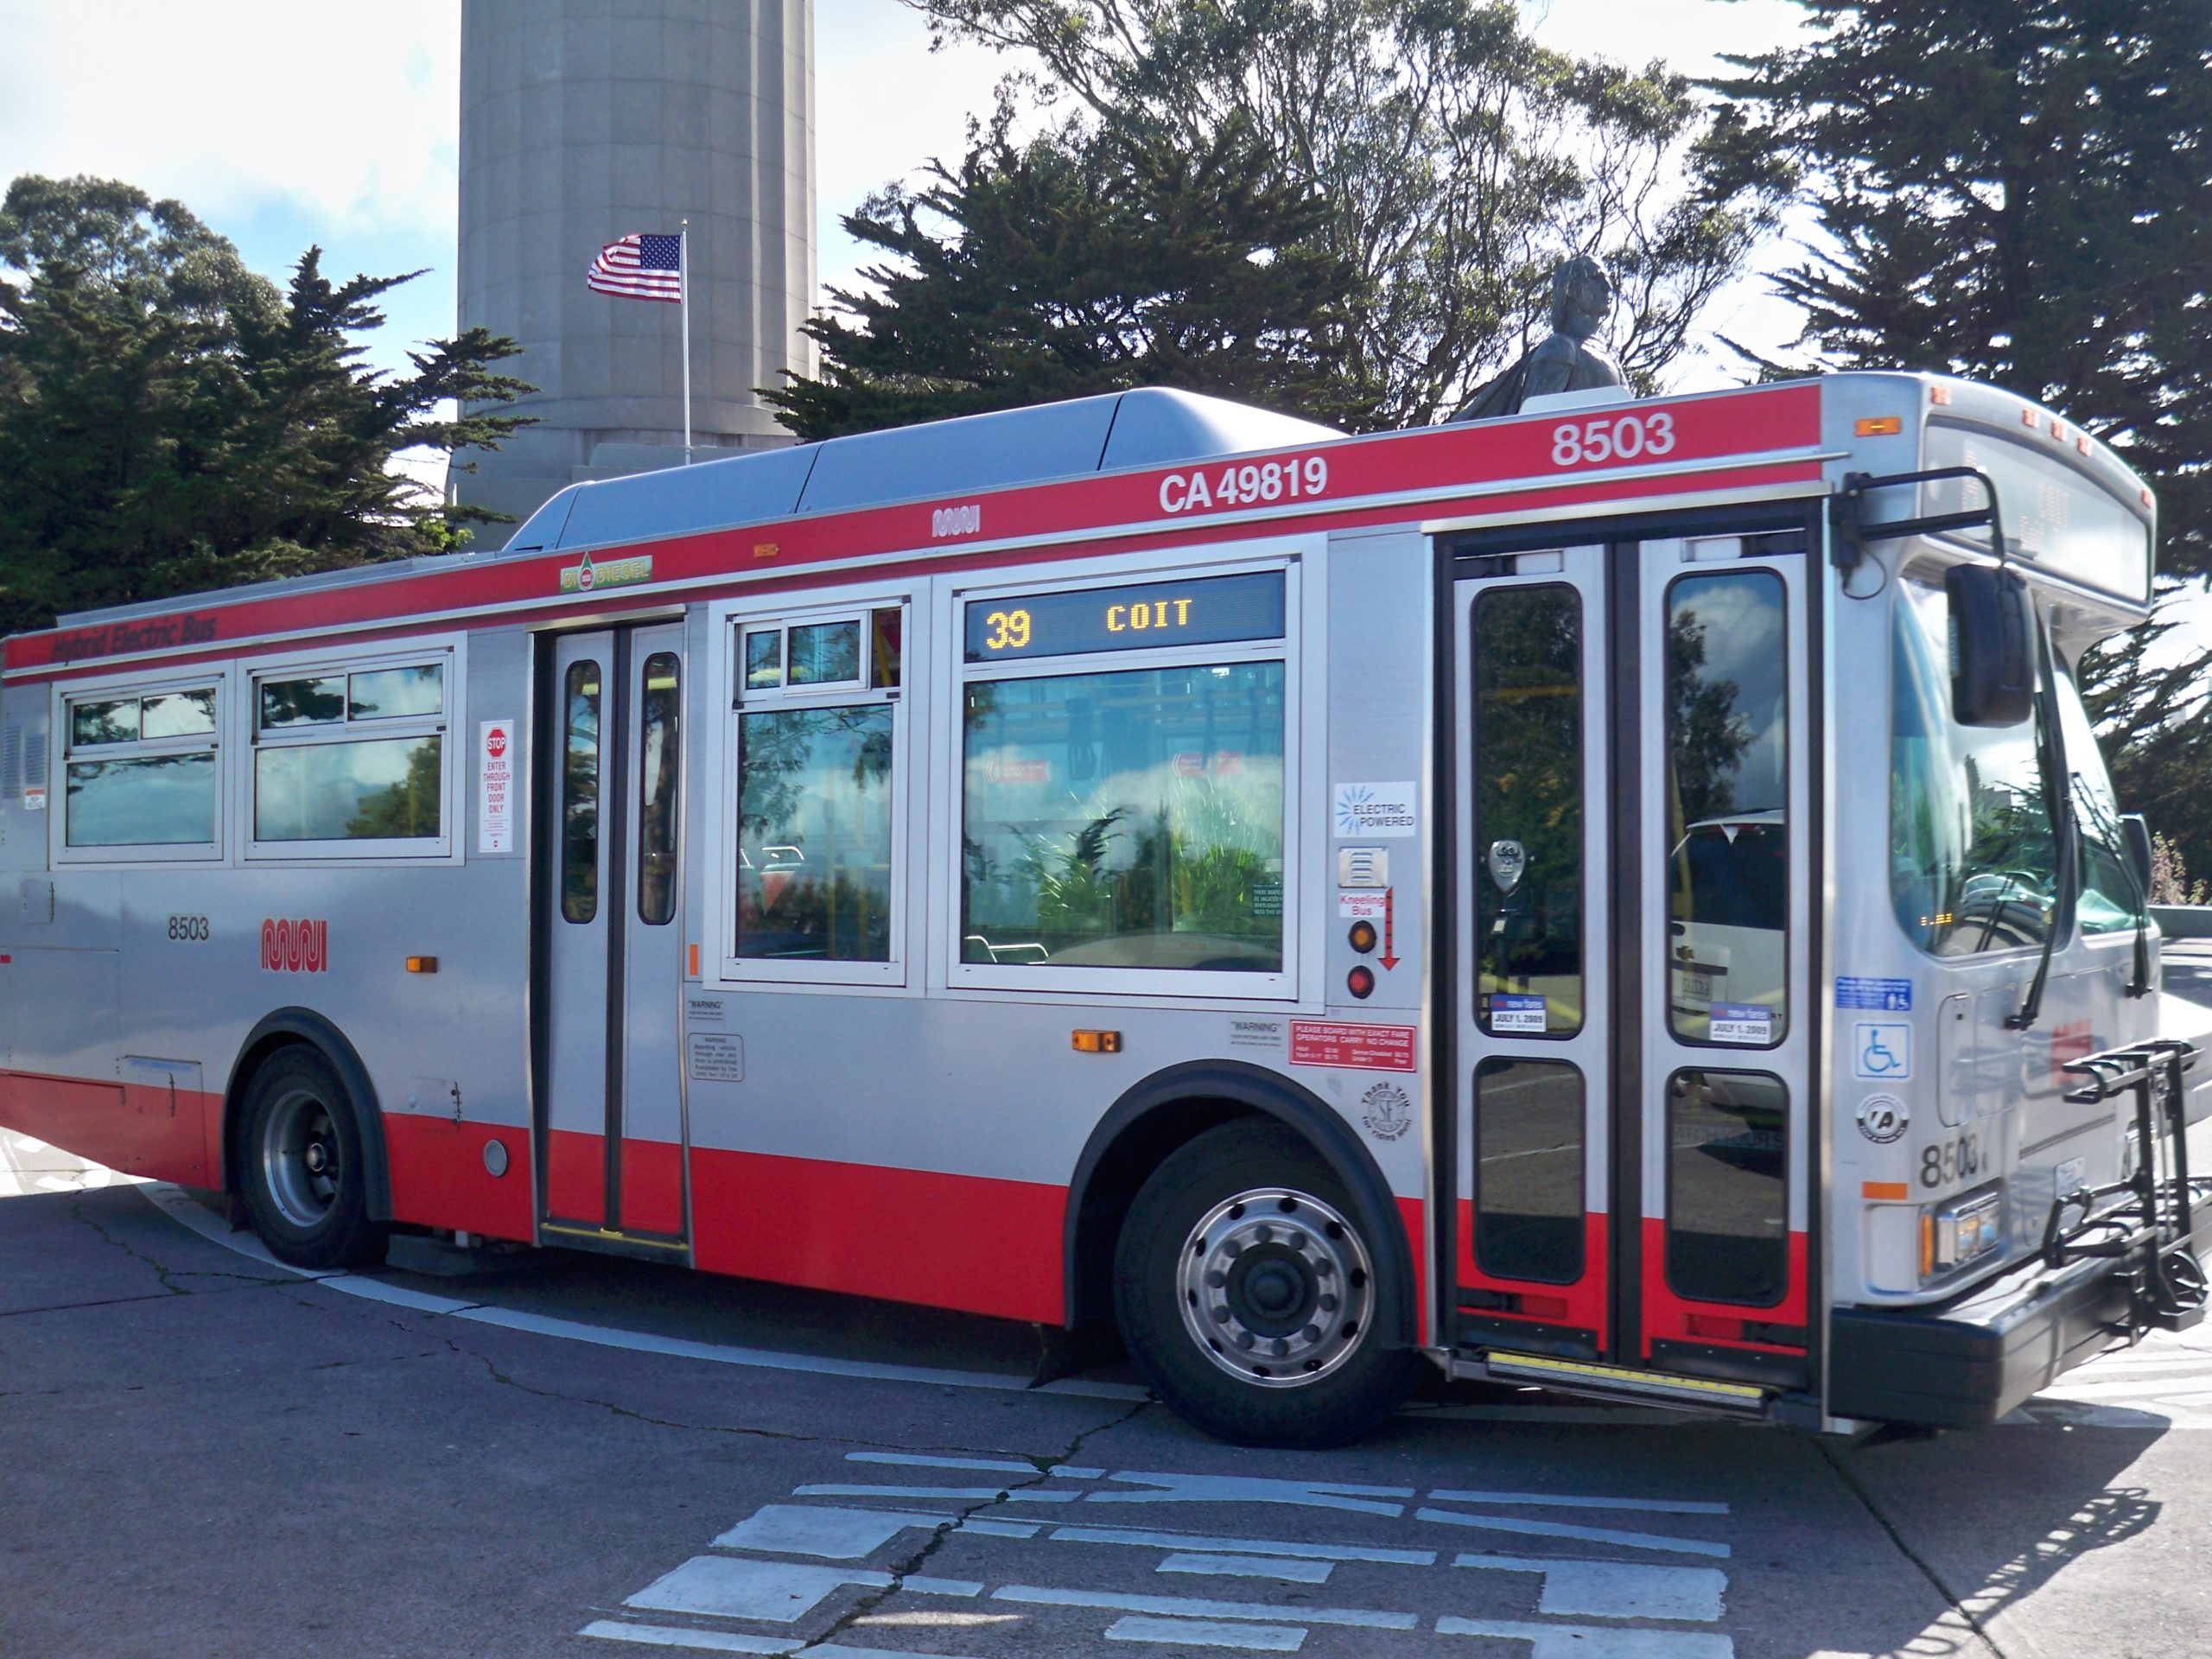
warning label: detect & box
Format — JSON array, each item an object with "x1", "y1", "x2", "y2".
[{"x1": 1290, "y1": 1020, "x2": 1418, "y2": 1072}]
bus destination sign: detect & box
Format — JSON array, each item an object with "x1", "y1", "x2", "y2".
[{"x1": 964, "y1": 570, "x2": 1285, "y2": 663}]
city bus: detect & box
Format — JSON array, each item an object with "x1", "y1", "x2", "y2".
[{"x1": 2, "y1": 372, "x2": 2203, "y2": 1446}]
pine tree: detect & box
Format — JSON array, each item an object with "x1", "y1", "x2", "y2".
[{"x1": 0, "y1": 175, "x2": 532, "y2": 637}]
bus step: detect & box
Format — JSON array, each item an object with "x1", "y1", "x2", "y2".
[{"x1": 1454, "y1": 1350, "x2": 1772, "y2": 1415}]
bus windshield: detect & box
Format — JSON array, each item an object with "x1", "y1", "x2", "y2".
[{"x1": 1890, "y1": 578, "x2": 2059, "y2": 956}]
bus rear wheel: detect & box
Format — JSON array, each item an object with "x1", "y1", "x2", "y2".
[
  {"x1": 239, "y1": 1047, "x2": 387, "y2": 1270},
  {"x1": 1114, "y1": 1120, "x2": 1420, "y2": 1446}
]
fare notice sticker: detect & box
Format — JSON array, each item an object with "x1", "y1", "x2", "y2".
[{"x1": 1291, "y1": 1020, "x2": 1418, "y2": 1072}]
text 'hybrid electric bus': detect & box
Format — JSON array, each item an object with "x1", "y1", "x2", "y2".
[{"x1": 3, "y1": 370, "x2": 2204, "y2": 1445}]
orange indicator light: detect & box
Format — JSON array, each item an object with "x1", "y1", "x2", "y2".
[
  {"x1": 1854, "y1": 416, "x2": 1904, "y2": 436},
  {"x1": 1929, "y1": 385, "x2": 1953, "y2": 406},
  {"x1": 1071, "y1": 1030, "x2": 1122, "y2": 1054},
  {"x1": 1863, "y1": 1180, "x2": 1909, "y2": 1200},
  {"x1": 689, "y1": 943, "x2": 700, "y2": 976},
  {"x1": 405, "y1": 957, "x2": 438, "y2": 974}
]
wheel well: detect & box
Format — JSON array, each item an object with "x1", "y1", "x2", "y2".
[
  {"x1": 222, "y1": 1014, "x2": 391, "y2": 1220},
  {"x1": 1066, "y1": 1096, "x2": 1256, "y2": 1330},
  {"x1": 1065, "y1": 1060, "x2": 1416, "y2": 1345}
]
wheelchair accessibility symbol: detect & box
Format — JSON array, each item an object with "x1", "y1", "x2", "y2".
[{"x1": 1853, "y1": 1021, "x2": 1912, "y2": 1081}]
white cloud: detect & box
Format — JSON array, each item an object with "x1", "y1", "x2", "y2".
[{"x1": 0, "y1": 1, "x2": 459, "y2": 238}]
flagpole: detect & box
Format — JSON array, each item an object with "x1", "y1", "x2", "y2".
[{"x1": 679, "y1": 219, "x2": 694, "y2": 466}]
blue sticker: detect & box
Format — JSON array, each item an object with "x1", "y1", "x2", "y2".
[{"x1": 1837, "y1": 976, "x2": 1913, "y2": 1011}]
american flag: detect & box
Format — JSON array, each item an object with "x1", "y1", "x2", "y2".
[{"x1": 588, "y1": 232, "x2": 684, "y2": 302}]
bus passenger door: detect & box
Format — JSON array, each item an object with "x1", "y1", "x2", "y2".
[
  {"x1": 539, "y1": 623, "x2": 690, "y2": 1249},
  {"x1": 1450, "y1": 547, "x2": 1615, "y2": 1357}
]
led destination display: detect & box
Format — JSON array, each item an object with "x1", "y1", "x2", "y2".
[{"x1": 963, "y1": 571, "x2": 1286, "y2": 662}]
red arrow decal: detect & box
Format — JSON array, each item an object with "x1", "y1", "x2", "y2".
[{"x1": 1379, "y1": 887, "x2": 1400, "y2": 969}]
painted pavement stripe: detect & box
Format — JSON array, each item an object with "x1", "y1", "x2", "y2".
[
  {"x1": 904, "y1": 1576, "x2": 986, "y2": 1597},
  {"x1": 1453, "y1": 1554, "x2": 1727, "y2": 1622},
  {"x1": 579, "y1": 1622, "x2": 797, "y2": 1654},
  {"x1": 714, "y1": 1506, "x2": 956, "y2": 1559},
  {"x1": 1437, "y1": 1616, "x2": 1733, "y2": 1658},
  {"x1": 1417, "y1": 1506, "x2": 1731, "y2": 1559},
  {"x1": 1158, "y1": 1553, "x2": 1335, "y2": 1585},
  {"x1": 1106, "y1": 1615, "x2": 1307, "y2": 1651},
  {"x1": 1428, "y1": 1490, "x2": 1728, "y2": 1516},
  {"x1": 626, "y1": 1558, "x2": 893, "y2": 1623},
  {"x1": 1047, "y1": 1523, "x2": 1436, "y2": 1566},
  {"x1": 990, "y1": 1584, "x2": 1418, "y2": 1630}
]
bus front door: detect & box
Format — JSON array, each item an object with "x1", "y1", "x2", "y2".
[
  {"x1": 1450, "y1": 524, "x2": 1813, "y2": 1404},
  {"x1": 540, "y1": 624, "x2": 690, "y2": 1251}
]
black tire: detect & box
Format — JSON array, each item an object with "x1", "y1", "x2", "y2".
[
  {"x1": 238, "y1": 1046, "x2": 387, "y2": 1269},
  {"x1": 1114, "y1": 1119, "x2": 1421, "y2": 1446}
]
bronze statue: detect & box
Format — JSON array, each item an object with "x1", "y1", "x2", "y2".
[{"x1": 1450, "y1": 255, "x2": 1626, "y2": 423}]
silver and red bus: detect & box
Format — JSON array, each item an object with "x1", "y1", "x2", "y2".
[{"x1": 3, "y1": 372, "x2": 2202, "y2": 1444}]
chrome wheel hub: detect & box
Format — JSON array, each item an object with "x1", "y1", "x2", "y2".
[
  {"x1": 261, "y1": 1089, "x2": 341, "y2": 1230},
  {"x1": 1177, "y1": 1185, "x2": 1373, "y2": 1389}
]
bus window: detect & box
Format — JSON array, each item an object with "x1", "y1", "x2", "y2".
[
  {"x1": 251, "y1": 655, "x2": 450, "y2": 849},
  {"x1": 960, "y1": 661, "x2": 1287, "y2": 973},
  {"x1": 1473, "y1": 1057, "x2": 1585, "y2": 1284},
  {"x1": 1665, "y1": 1068, "x2": 1789, "y2": 1307},
  {"x1": 1471, "y1": 585, "x2": 1583, "y2": 1035},
  {"x1": 637, "y1": 653, "x2": 680, "y2": 925},
  {"x1": 732, "y1": 607, "x2": 902, "y2": 965},
  {"x1": 61, "y1": 684, "x2": 220, "y2": 851},
  {"x1": 1664, "y1": 572, "x2": 1787, "y2": 1045},
  {"x1": 1889, "y1": 582, "x2": 2057, "y2": 955},
  {"x1": 2055, "y1": 661, "x2": 2146, "y2": 937},
  {"x1": 561, "y1": 660, "x2": 601, "y2": 923}
]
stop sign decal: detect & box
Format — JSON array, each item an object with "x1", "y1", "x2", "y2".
[{"x1": 486, "y1": 726, "x2": 508, "y2": 759}]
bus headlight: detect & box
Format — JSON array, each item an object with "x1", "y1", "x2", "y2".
[{"x1": 1920, "y1": 1185, "x2": 2004, "y2": 1281}]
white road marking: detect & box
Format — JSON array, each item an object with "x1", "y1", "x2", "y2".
[
  {"x1": 1106, "y1": 1614, "x2": 1307, "y2": 1650},
  {"x1": 1086, "y1": 1473, "x2": 1414, "y2": 1516},
  {"x1": 1428, "y1": 1490, "x2": 1728, "y2": 1516},
  {"x1": 714, "y1": 1505, "x2": 954, "y2": 1560},
  {"x1": 1416, "y1": 1507, "x2": 1730, "y2": 1560},
  {"x1": 793, "y1": 1484, "x2": 1084, "y2": 1503},
  {"x1": 1438, "y1": 1616, "x2": 1732, "y2": 1658},
  {"x1": 990, "y1": 1584, "x2": 1418, "y2": 1630},
  {"x1": 1047, "y1": 1523, "x2": 1436, "y2": 1566},
  {"x1": 903, "y1": 1577, "x2": 985, "y2": 1597},
  {"x1": 626, "y1": 1558, "x2": 892, "y2": 1624},
  {"x1": 1454, "y1": 1554, "x2": 1726, "y2": 1622},
  {"x1": 1158, "y1": 1553, "x2": 1334, "y2": 1585},
  {"x1": 580, "y1": 1622, "x2": 796, "y2": 1654}
]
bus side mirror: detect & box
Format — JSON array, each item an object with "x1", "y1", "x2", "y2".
[
  {"x1": 2121, "y1": 813, "x2": 2154, "y2": 896},
  {"x1": 1945, "y1": 564, "x2": 2034, "y2": 727}
]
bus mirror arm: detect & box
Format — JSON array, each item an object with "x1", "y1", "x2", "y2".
[{"x1": 1828, "y1": 467, "x2": 2005, "y2": 574}]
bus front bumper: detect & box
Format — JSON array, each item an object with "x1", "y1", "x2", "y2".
[{"x1": 1828, "y1": 1202, "x2": 2212, "y2": 1430}]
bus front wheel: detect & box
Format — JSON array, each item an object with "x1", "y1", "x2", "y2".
[
  {"x1": 239, "y1": 1046, "x2": 388, "y2": 1270},
  {"x1": 1113, "y1": 1120, "x2": 1421, "y2": 1446}
]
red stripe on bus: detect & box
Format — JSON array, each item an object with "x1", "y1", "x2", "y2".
[
  {"x1": 688, "y1": 1146, "x2": 1068, "y2": 1325},
  {"x1": 620, "y1": 1137, "x2": 684, "y2": 1236},
  {"x1": 543, "y1": 1127, "x2": 607, "y2": 1228},
  {"x1": 1397, "y1": 1194, "x2": 1428, "y2": 1346},
  {"x1": 1455, "y1": 1202, "x2": 1611, "y2": 1344},
  {"x1": 1638, "y1": 1216, "x2": 1809, "y2": 1353},
  {"x1": 382, "y1": 1115, "x2": 534, "y2": 1243},
  {"x1": 0, "y1": 1070, "x2": 218, "y2": 1189}
]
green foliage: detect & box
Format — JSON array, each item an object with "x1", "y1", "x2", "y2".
[
  {"x1": 775, "y1": 0, "x2": 1759, "y2": 435},
  {"x1": 0, "y1": 175, "x2": 533, "y2": 637},
  {"x1": 2082, "y1": 613, "x2": 2212, "y2": 883}
]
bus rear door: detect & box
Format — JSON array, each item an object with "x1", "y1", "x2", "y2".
[
  {"x1": 540, "y1": 623, "x2": 690, "y2": 1250},
  {"x1": 1448, "y1": 521, "x2": 1815, "y2": 1407}
]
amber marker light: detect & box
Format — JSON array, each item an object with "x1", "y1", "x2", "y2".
[
  {"x1": 1863, "y1": 1181, "x2": 1909, "y2": 1200},
  {"x1": 405, "y1": 957, "x2": 439, "y2": 974},
  {"x1": 1853, "y1": 416, "x2": 1904, "y2": 436},
  {"x1": 1071, "y1": 1030, "x2": 1122, "y2": 1054}
]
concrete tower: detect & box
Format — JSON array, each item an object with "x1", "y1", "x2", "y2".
[{"x1": 452, "y1": 0, "x2": 816, "y2": 534}]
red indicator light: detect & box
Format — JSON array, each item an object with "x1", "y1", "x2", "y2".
[{"x1": 1347, "y1": 966, "x2": 1376, "y2": 999}]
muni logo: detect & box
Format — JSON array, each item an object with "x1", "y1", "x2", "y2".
[{"x1": 261, "y1": 918, "x2": 329, "y2": 974}]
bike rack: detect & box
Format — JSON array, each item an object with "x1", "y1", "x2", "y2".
[{"x1": 2044, "y1": 1039, "x2": 2210, "y2": 1335}]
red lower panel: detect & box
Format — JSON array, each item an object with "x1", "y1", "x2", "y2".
[
  {"x1": 690, "y1": 1147, "x2": 1067, "y2": 1325},
  {"x1": 1456, "y1": 1203, "x2": 1610, "y2": 1344},
  {"x1": 544, "y1": 1127, "x2": 606, "y2": 1226},
  {"x1": 620, "y1": 1138, "x2": 684, "y2": 1236},
  {"x1": 1640, "y1": 1217, "x2": 1809, "y2": 1355},
  {"x1": 385, "y1": 1114, "x2": 535, "y2": 1243},
  {"x1": 0, "y1": 1070, "x2": 216, "y2": 1187}
]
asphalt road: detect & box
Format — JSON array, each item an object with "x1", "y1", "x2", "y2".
[{"x1": 7, "y1": 1126, "x2": 2212, "y2": 1659}]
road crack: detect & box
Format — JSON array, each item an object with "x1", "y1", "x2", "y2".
[{"x1": 1814, "y1": 1436, "x2": 2012, "y2": 1659}]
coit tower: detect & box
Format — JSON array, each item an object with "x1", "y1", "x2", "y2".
[{"x1": 450, "y1": 0, "x2": 816, "y2": 535}]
